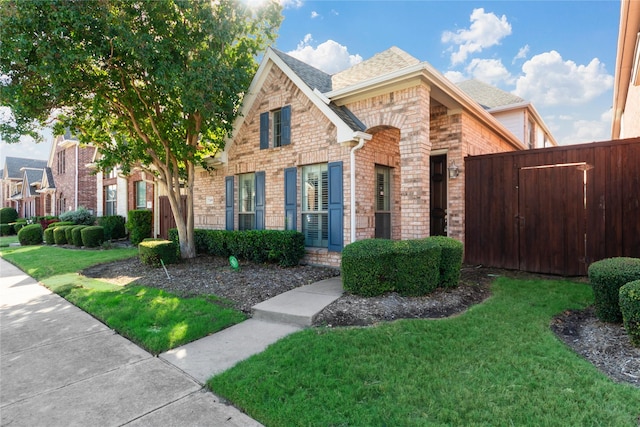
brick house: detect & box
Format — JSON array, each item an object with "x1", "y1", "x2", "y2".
[
  {"x1": 190, "y1": 47, "x2": 556, "y2": 266},
  {"x1": 1, "y1": 157, "x2": 47, "y2": 218},
  {"x1": 39, "y1": 132, "x2": 98, "y2": 215}
]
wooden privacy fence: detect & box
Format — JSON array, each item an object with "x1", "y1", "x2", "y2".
[{"x1": 464, "y1": 137, "x2": 640, "y2": 276}]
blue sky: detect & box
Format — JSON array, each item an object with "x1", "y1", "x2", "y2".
[{"x1": 0, "y1": 0, "x2": 621, "y2": 164}]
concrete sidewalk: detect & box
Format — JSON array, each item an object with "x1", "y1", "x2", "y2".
[
  {"x1": 0, "y1": 256, "x2": 343, "y2": 426},
  {"x1": 0, "y1": 257, "x2": 261, "y2": 426}
]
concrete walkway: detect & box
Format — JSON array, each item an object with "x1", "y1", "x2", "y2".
[{"x1": 0, "y1": 256, "x2": 343, "y2": 426}]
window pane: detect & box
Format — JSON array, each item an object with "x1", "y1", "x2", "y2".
[
  {"x1": 376, "y1": 166, "x2": 390, "y2": 211},
  {"x1": 239, "y1": 213, "x2": 255, "y2": 231},
  {"x1": 136, "y1": 181, "x2": 146, "y2": 209},
  {"x1": 302, "y1": 213, "x2": 328, "y2": 247},
  {"x1": 239, "y1": 173, "x2": 255, "y2": 213},
  {"x1": 273, "y1": 109, "x2": 282, "y2": 147}
]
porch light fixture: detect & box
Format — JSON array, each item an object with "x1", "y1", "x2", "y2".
[{"x1": 448, "y1": 161, "x2": 460, "y2": 179}]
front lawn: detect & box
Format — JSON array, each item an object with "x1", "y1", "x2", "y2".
[
  {"x1": 1, "y1": 245, "x2": 246, "y2": 354},
  {"x1": 209, "y1": 277, "x2": 640, "y2": 426}
]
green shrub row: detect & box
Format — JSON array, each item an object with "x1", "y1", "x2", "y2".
[
  {"x1": 0, "y1": 223, "x2": 13, "y2": 236},
  {"x1": 619, "y1": 280, "x2": 640, "y2": 347},
  {"x1": 50, "y1": 224, "x2": 104, "y2": 247},
  {"x1": 127, "y1": 210, "x2": 152, "y2": 245},
  {"x1": 44, "y1": 227, "x2": 56, "y2": 245},
  {"x1": 342, "y1": 238, "x2": 445, "y2": 297},
  {"x1": 49, "y1": 221, "x2": 75, "y2": 228},
  {"x1": 588, "y1": 257, "x2": 640, "y2": 323},
  {"x1": 139, "y1": 238, "x2": 178, "y2": 267},
  {"x1": 81, "y1": 226, "x2": 104, "y2": 248},
  {"x1": 17, "y1": 224, "x2": 43, "y2": 245},
  {"x1": 168, "y1": 228, "x2": 306, "y2": 267}
]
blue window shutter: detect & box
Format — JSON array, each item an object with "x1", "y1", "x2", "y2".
[
  {"x1": 327, "y1": 161, "x2": 343, "y2": 252},
  {"x1": 225, "y1": 176, "x2": 234, "y2": 230},
  {"x1": 255, "y1": 171, "x2": 265, "y2": 230},
  {"x1": 284, "y1": 167, "x2": 297, "y2": 230},
  {"x1": 281, "y1": 105, "x2": 291, "y2": 146},
  {"x1": 259, "y1": 112, "x2": 269, "y2": 149}
]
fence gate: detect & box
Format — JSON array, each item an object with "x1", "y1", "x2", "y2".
[
  {"x1": 518, "y1": 163, "x2": 588, "y2": 275},
  {"x1": 158, "y1": 195, "x2": 187, "y2": 239}
]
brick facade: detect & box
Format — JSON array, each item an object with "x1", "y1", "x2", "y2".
[{"x1": 51, "y1": 138, "x2": 97, "y2": 215}]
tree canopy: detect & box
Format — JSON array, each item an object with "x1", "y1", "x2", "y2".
[{"x1": 0, "y1": 0, "x2": 282, "y2": 258}]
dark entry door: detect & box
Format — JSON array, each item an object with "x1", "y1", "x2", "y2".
[
  {"x1": 518, "y1": 165, "x2": 587, "y2": 275},
  {"x1": 430, "y1": 155, "x2": 447, "y2": 236}
]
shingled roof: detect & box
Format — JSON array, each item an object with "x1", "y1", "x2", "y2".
[
  {"x1": 272, "y1": 48, "x2": 366, "y2": 132},
  {"x1": 3, "y1": 157, "x2": 48, "y2": 180},
  {"x1": 456, "y1": 79, "x2": 526, "y2": 110}
]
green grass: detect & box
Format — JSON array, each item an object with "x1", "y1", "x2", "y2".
[
  {"x1": 1, "y1": 245, "x2": 247, "y2": 354},
  {"x1": 209, "y1": 277, "x2": 640, "y2": 426},
  {"x1": 0, "y1": 235, "x2": 19, "y2": 247}
]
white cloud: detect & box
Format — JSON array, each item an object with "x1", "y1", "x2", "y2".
[
  {"x1": 441, "y1": 8, "x2": 512, "y2": 65},
  {"x1": 310, "y1": 11, "x2": 319, "y2": 19},
  {"x1": 287, "y1": 34, "x2": 362, "y2": 74},
  {"x1": 279, "y1": 0, "x2": 303, "y2": 8},
  {"x1": 513, "y1": 45, "x2": 529, "y2": 63},
  {"x1": 465, "y1": 58, "x2": 512, "y2": 85},
  {"x1": 444, "y1": 71, "x2": 466, "y2": 83},
  {"x1": 514, "y1": 51, "x2": 613, "y2": 106},
  {"x1": 547, "y1": 108, "x2": 612, "y2": 145}
]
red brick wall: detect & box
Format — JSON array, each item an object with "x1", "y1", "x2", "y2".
[{"x1": 52, "y1": 140, "x2": 97, "y2": 214}]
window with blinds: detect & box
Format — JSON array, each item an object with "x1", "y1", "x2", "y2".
[
  {"x1": 375, "y1": 165, "x2": 391, "y2": 239},
  {"x1": 302, "y1": 164, "x2": 329, "y2": 247}
]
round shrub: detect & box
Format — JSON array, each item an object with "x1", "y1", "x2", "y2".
[
  {"x1": 139, "y1": 238, "x2": 178, "y2": 267},
  {"x1": 81, "y1": 226, "x2": 104, "y2": 248},
  {"x1": 426, "y1": 236, "x2": 464, "y2": 288},
  {"x1": 17, "y1": 224, "x2": 43, "y2": 246},
  {"x1": 53, "y1": 226, "x2": 72, "y2": 245},
  {"x1": 44, "y1": 227, "x2": 56, "y2": 245},
  {"x1": 620, "y1": 280, "x2": 640, "y2": 347},
  {"x1": 64, "y1": 225, "x2": 76, "y2": 243},
  {"x1": 71, "y1": 225, "x2": 88, "y2": 247},
  {"x1": 59, "y1": 206, "x2": 96, "y2": 226},
  {"x1": 589, "y1": 257, "x2": 640, "y2": 323},
  {"x1": 0, "y1": 207, "x2": 18, "y2": 224}
]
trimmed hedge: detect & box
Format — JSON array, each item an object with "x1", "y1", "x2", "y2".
[
  {"x1": 589, "y1": 257, "x2": 640, "y2": 323},
  {"x1": 0, "y1": 207, "x2": 18, "y2": 224},
  {"x1": 425, "y1": 236, "x2": 464, "y2": 288},
  {"x1": 17, "y1": 224, "x2": 43, "y2": 245},
  {"x1": 620, "y1": 280, "x2": 640, "y2": 347},
  {"x1": 0, "y1": 224, "x2": 13, "y2": 236},
  {"x1": 139, "y1": 238, "x2": 178, "y2": 267},
  {"x1": 44, "y1": 227, "x2": 56, "y2": 245},
  {"x1": 168, "y1": 228, "x2": 306, "y2": 267},
  {"x1": 71, "y1": 225, "x2": 88, "y2": 247},
  {"x1": 49, "y1": 221, "x2": 75, "y2": 228},
  {"x1": 342, "y1": 239, "x2": 442, "y2": 297},
  {"x1": 53, "y1": 226, "x2": 72, "y2": 245},
  {"x1": 98, "y1": 215, "x2": 126, "y2": 240},
  {"x1": 81, "y1": 226, "x2": 105, "y2": 248},
  {"x1": 64, "y1": 225, "x2": 76, "y2": 243},
  {"x1": 13, "y1": 220, "x2": 27, "y2": 233},
  {"x1": 127, "y1": 210, "x2": 152, "y2": 245}
]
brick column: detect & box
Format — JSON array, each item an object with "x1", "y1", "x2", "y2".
[{"x1": 398, "y1": 84, "x2": 431, "y2": 239}]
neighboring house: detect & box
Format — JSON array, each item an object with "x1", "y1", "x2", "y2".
[
  {"x1": 612, "y1": 0, "x2": 640, "y2": 139},
  {"x1": 39, "y1": 132, "x2": 98, "y2": 215},
  {"x1": 1, "y1": 157, "x2": 47, "y2": 217},
  {"x1": 189, "y1": 46, "x2": 555, "y2": 266},
  {"x1": 95, "y1": 164, "x2": 155, "y2": 226},
  {"x1": 457, "y1": 80, "x2": 557, "y2": 149}
]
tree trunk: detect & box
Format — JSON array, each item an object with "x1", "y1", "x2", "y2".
[{"x1": 164, "y1": 172, "x2": 196, "y2": 260}]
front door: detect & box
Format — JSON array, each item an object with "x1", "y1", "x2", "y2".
[{"x1": 430, "y1": 155, "x2": 447, "y2": 236}]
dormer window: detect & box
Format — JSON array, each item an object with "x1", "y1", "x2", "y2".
[{"x1": 260, "y1": 105, "x2": 291, "y2": 149}]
